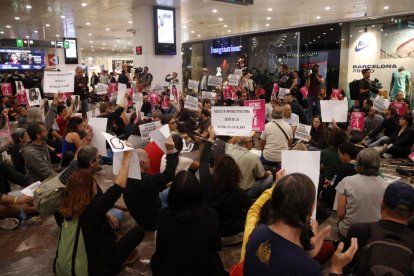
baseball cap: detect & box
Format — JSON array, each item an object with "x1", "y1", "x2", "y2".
[{"x1": 383, "y1": 181, "x2": 414, "y2": 211}]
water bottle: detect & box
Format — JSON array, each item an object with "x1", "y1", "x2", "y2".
[{"x1": 19, "y1": 208, "x2": 27, "y2": 231}]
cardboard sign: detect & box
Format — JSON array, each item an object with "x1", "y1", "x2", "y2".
[
  {"x1": 207, "y1": 75, "x2": 223, "y2": 87},
  {"x1": 43, "y1": 71, "x2": 75, "y2": 93},
  {"x1": 26, "y1": 88, "x2": 41, "y2": 106},
  {"x1": 188, "y1": 79, "x2": 199, "y2": 90},
  {"x1": 95, "y1": 83, "x2": 108, "y2": 95},
  {"x1": 281, "y1": 150, "x2": 321, "y2": 219},
  {"x1": 331, "y1": 88, "x2": 342, "y2": 100},
  {"x1": 211, "y1": 106, "x2": 253, "y2": 136},
  {"x1": 1, "y1": 83, "x2": 12, "y2": 96},
  {"x1": 139, "y1": 121, "x2": 162, "y2": 139},
  {"x1": 244, "y1": 100, "x2": 265, "y2": 132},
  {"x1": 373, "y1": 95, "x2": 390, "y2": 113},
  {"x1": 113, "y1": 150, "x2": 141, "y2": 180},
  {"x1": 278, "y1": 88, "x2": 290, "y2": 99},
  {"x1": 390, "y1": 102, "x2": 408, "y2": 117},
  {"x1": 295, "y1": 124, "x2": 311, "y2": 142},
  {"x1": 21, "y1": 181, "x2": 41, "y2": 197},
  {"x1": 101, "y1": 132, "x2": 133, "y2": 152},
  {"x1": 202, "y1": 91, "x2": 216, "y2": 101},
  {"x1": 17, "y1": 91, "x2": 28, "y2": 105},
  {"x1": 184, "y1": 95, "x2": 199, "y2": 111},
  {"x1": 228, "y1": 74, "x2": 241, "y2": 86},
  {"x1": 88, "y1": 118, "x2": 108, "y2": 157},
  {"x1": 350, "y1": 112, "x2": 365, "y2": 132},
  {"x1": 320, "y1": 100, "x2": 348, "y2": 122},
  {"x1": 116, "y1": 83, "x2": 127, "y2": 106}
]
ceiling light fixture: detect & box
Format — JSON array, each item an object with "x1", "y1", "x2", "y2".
[
  {"x1": 316, "y1": 16, "x2": 321, "y2": 19},
  {"x1": 223, "y1": 25, "x2": 227, "y2": 28},
  {"x1": 265, "y1": 24, "x2": 270, "y2": 27},
  {"x1": 384, "y1": 6, "x2": 389, "y2": 9},
  {"x1": 89, "y1": 40, "x2": 93, "y2": 43},
  {"x1": 25, "y1": 35, "x2": 29, "y2": 38},
  {"x1": 191, "y1": 30, "x2": 195, "y2": 33},
  {"x1": 56, "y1": 34, "x2": 59, "y2": 37},
  {"x1": 15, "y1": 17, "x2": 20, "y2": 20},
  {"x1": 34, "y1": 30, "x2": 38, "y2": 33},
  {"x1": 26, "y1": 5, "x2": 32, "y2": 9},
  {"x1": 197, "y1": 34, "x2": 201, "y2": 37},
  {"x1": 266, "y1": 17, "x2": 271, "y2": 20},
  {"x1": 212, "y1": 9, "x2": 217, "y2": 13},
  {"x1": 45, "y1": 24, "x2": 50, "y2": 27},
  {"x1": 268, "y1": 8, "x2": 273, "y2": 11},
  {"x1": 81, "y1": 2, "x2": 87, "y2": 7},
  {"x1": 88, "y1": 33, "x2": 92, "y2": 36},
  {"x1": 228, "y1": 29, "x2": 231, "y2": 33},
  {"x1": 61, "y1": 15, "x2": 65, "y2": 18},
  {"x1": 128, "y1": 21, "x2": 132, "y2": 24},
  {"x1": 86, "y1": 22, "x2": 90, "y2": 26},
  {"x1": 103, "y1": 42, "x2": 106, "y2": 45},
  {"x1": 325, "y1": 6, "x2": 330, "y2": 10},
  {"x1": 105, "y1": 28, "x2": 110, "y2": 31},
  {"x1": 218, "y1": 18, "x2": 223, "y2": 21},
  {"x1": 6, "y1": 25, "x2": 11, "y2": 28}
]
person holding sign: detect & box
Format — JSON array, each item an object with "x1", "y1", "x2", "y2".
[{"x1": 306, "y1": 64, "x2": 324, "y2": 122}]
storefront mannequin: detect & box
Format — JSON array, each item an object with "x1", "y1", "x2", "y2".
[{"x1": 390, "y1": 66, "x2": 411, "y2": 100}]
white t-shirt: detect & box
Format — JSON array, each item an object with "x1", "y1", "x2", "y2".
[
  {"x1": 283, "y1": 113, "x2": 299, "y2": 127},
  {"x1": 260, "y1": 119, "x2": 293, "y2": 162},
  {"x1": 160, "y1": 154, "x2": 193, "y2": 175}
]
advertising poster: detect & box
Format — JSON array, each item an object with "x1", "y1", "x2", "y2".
[{"x1": 157, "y1": 9, "x2": 175, "y2": 44}]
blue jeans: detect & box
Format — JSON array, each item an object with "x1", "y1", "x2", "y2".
[
  {"x1": 246, "y1": 175, "x2": 274, "y2": 199},
  {"x1": 307, "y1": 95, "x2": 321, "y2": 122},
  {"x1": 366, "y1": 133, "x2": 392, "y2": 147}
]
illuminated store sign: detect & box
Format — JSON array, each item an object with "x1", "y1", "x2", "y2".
[{"x1": 210, "y1": 46, "x2": 242, "y2": 55}]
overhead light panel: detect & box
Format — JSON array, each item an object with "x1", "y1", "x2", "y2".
[
  {"x1": 26, "y1": 5, "x2": 32, "y2": 9},
  {"x1": 15, "y1": 17, "x2": 20, "y2": 20},
  {"x1": 6, "y1": 25, "x2": 11, "y2": 28},
  {"x1": 81, "y1": 2, "x2": 87, "y2": 7},
  {"x1": 384, "y1": 6, "x2": 389, "y2": 9},
  {"x1": 45, "y1": 24, "x2": 50, "y2": 27},
  {"x1": 86, "y1": 22, "x2": 90, "y2": 26},
  {"x1": 212, "y1": 9, "x2": 218, "y2": 13}
]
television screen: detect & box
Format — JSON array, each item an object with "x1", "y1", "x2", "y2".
[
  {"x1": 154, "y1": 6, "x2": 176, "y2": 55},
  {"x1": 64, "y1": 38, "x2": 78, "y2": 64},
  {"x1": 0, "y1": 48, "x2": 46, "y2": 70}
]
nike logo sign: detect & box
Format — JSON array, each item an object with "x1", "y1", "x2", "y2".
[{"x1": 355, "y1": 41, "x2": 369, "y2": 52}]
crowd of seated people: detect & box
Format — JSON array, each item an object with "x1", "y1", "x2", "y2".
[{"x1": 0, "y1": 66, "x2": 414, "y2": 276}]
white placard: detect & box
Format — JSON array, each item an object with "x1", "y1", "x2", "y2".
[
  {"x1": 228, "y1": 74, "x2": 241, "y2": 86},
  {"x1": 201, "y1": 91, "x2": 216, "y2": 100},
  {"x1": 281, "y1": 150, "x2": 321, "y2": 219},
  {"x1": 320, "y1": 100, "x2": 348, "y2": 122},
  {"x1": 207, "y1": 75, "x2": 223, "y2": 87},
  {"x1": 234, "y1": 69, "x2": 243, "y2": 76},
  {"x1": 25, "y1": 88, "x2": 41, "y2": 106},
  {"x1": 211, "y1": 106, "x2": 254, "y2": 136},
  {"x1": 21, "y1": 181, "x2": 41, "y2": 197},
  {"x1": 278, "y1": 88, "x2": 290, "y2": 99},
  {"x1": 295, "y1": 124, "x2": 312, "y2": 142},
  {"x1": 139, "y1": 121, "x2": 162, "y2": 139},
  {"x1": 151, "y1": 83, "x2": 164, "y2": 91},
  {"x1": 86, "y1": 111, "x2": 93, "y2": 121},
  {"x1": 88, "y1": 118, "x2": 108, "y2": 157},
  {"x1": 373, "y1": 95, "x2": 391, "y2": 113},
  {"x1": 184, "y1": 95, "x2": 199, "y2": 111},
  {"x1": 95, "y1": 83, "x2": 108, "y2": 95},
  {"x1": 149, "y1": 124, "x2": 171, "y2": 153},
  {"x1": 101, "y1": 132, "x2": 133, "y2": 152},
  {"x1": 116, "y1": 83, "x2": 127, "y2": 106},
  {"x1": 113, "y1": 150, "x2": 141, "y2": 180},
  {"x1": 188, "y1": 79, "x2": 199, "y2": 90},
  {"x1": 43, "y1": 71, "x2": 75, "y2": 93}
]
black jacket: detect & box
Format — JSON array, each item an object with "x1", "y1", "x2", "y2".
[{"x1": 368, "y1": 115, "x2": 399, "y2": 139}]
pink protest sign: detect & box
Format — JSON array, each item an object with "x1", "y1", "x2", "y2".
[
  {"x1": 161, "y1": 95, "x2": 169, "y2": 109},
  {"x1": 150, "y1": 91, "x2": 159, "y2": 106},
  {"x1": 331, "y1": 89, "x2": 342, "y2": 100},
  {"x1": 16, "y1": 91, "x2": 28, "y2": 105},
  {"x1": 390, "y1": 102, "x2": 407, "y2": 117},
  {"x1": 108, "y1": 83, "x2": 118, "y2": 94},
  {"x1": 272, "y1": 83, "x2": 279, "y2": 97},
  {"x1": 244, "y1": 99, "x2": 265, "y2": 132},
  {"x1": 1, "y1": 83, "x2": 12, "y2": 96},
  {"x1": 171, "y1": 85, "x2": 180, "y2": 102},
  {"x1": 223, "y1": 85, "x2": 238, "y2": 100},
  {"x1": 299, "y1": 86, "x2": 308, "y2": 98},
  {"x1": 128, "y1": 88, "x2": 134, "y2": 107},
  {"x1": 409, "y1": 152, "x2": 414, "y2": 162},
  {"x1": 350, "y1": 112, "x2": 365, "y2": 132},
  {"x1": 255, "y1": 88, "x2": 265, "y2": 98}
]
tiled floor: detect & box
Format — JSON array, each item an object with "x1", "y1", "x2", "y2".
[{"x1": 0, "y1": 164, "x2": 242, "y2": 275}]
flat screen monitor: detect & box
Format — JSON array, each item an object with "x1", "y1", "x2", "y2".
[
  {"x1": 0, "y1": 48, "x2": 46, "y2": 70},
  {"x1": 153, "y1": 6, "x2": 176, "y2": 55},
  {"x1": 64, "y1": 38, "x2": 78, "y2": 64}
]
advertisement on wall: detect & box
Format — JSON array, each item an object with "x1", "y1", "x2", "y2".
[{"x1": 347, "y1": 23, "x2": 414, "y2": 98}]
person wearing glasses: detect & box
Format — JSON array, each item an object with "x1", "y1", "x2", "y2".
[{"x1": 227, "y1": 135, "x2": 273, "y2": 199}]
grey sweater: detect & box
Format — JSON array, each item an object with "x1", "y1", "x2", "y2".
[{"x1": 21, "y1": 142, "x2": 56, "y2": 182}]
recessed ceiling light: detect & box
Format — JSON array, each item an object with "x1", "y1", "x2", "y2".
[
  {"x1": 228, "y1": 29, "x2": 231, "y2": 33},
  {"x1": 330, "y1": 28, "x2": 334, "y2": 30},
  {"x1": 86, "y1": 22, "x2": 90, "y2": 26},
  {"x1": 183, "y1": 26, "x2": 187, "y2": 29},
  {"x1": 212, "y1": 9, "x2": 217, "y2": 13},
  {"x1": 15, "y1": 17, "x2": 20, "y2": 20},
  {"x1": 56, "y1": 34, "x2": 60, "y2": 37},
  {"x1": 45, "y1": 24, "x2": 50, "y2": 27},
  {"x1": 123, "y1": 46, "x2": 126, "y2": 49},
  {"x1": 384, "y1": 6, "x2": 389, "y2": 9},
  {"x1": 114, "y1": 45, "x2": 117, "y2": 47},
  {"x1": 25, "y1": 35, "x2": 29, "y2": 38},
  {"x1": 197, "y1": 34, "x2": 201, "y2": 37},
  {"x1": 284, "y1": 35, "x2": 287, "y2": 38},
  {"x1": 128, "y1": 42, "x2": 131, "y2": 45},
  {"x1": 223, "y1": 25, "x2": 227, "y2": 28},
  {"x1": 268, "y1": 8, "x2": 273, "y2": 11},
  {"x1": 116, "y1": 39, "x2": 120, "y2": 42},
  {"x1": 316, "y1": 16, "x2": 321, "y2": 19},
  {"x1": 323, "y1": 32, "x2": 326, "y2": 34},
  {"x1": 265, "y1": 24, "x2": 270, "y2": 27},
  {"x1": 128, "y1": 21, "x2": 133, "y2": 24},
  {"x1": 6, "y1": 25, "x2": 11, "y2": 28},
  {"x1": 218, "y1": 18, "x2": 223, "y2": 21},
  {"x1": 88, "y1": 33, "x2": 92, "y2": 36},
  {"x1": 266, "y1": 17, "x2": 271, "y2": 20},
  {"x1": 105, "y1": 28, "x2": 110, "y2": 31},
  {"x1": 89, "y1": 40, "x2": 93, "y2": 43},
  {"x1": 103, "y1": 42, "x2": 106, "y2": 45},
  {"x1": 91, "y1": 49, "x2": 94, "y2": 52},
  {"x1": 34, "y1": 30, "x2": 38, "y2": 33},
  {"x1": 81, "y1": 2, "x2": 87, "y2": 7},
  {"x1": 102, "y1": 47, "x2": 105, "y2": 50},
  {"x1": 0, "y1": 31, "x2": 4, "y2": 34},
  {"x1": 325, "y1": 6, "x2": 330, "y2": 10},
  {"x1": 26, "y1": 5, "x2": 32, "y2": 9},
  {"x1": 81, "y1": 48, "x2": 84, "y2": 50},
  {"x1": 91, "y1": 45, "x2": 94, "y2": 48},
  {"x1": 191, "y1": 30, "x2": 195, "y2": 33},
  {"x1": 342, "y1": 38, "x2": 345, "y2": 41},
  {"x1": 61, "y1": 15, "x2": 65, "y2": 18}
]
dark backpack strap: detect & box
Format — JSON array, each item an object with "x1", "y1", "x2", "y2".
[
  {"x1": 71, "y1": 221, "x2": 82, "y2": 276},
  {"x1": 272, "y1": 121, "x2": 290, "y2": 144}
]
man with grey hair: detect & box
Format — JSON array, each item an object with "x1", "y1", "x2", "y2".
[
  {"x1": 74, "y1": 65, "x2": 89, "y2": 116},
  {"x1": 226, "y1": 135, "x2": 273, "y2": 198},
  {"x1": 259, "y1": 106, "x2": 293, "y2": 167}
]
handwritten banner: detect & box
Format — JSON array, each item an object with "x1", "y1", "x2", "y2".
[
  {"x1": 228, "y1": 74, "x2": 241, "y2": 86},
  {"x1": 207, "y1": 75, "x2": 223, "y2": 87},
  {"x1": 184, "y1": 95, "x2": 199, "y2": 111},
  {"x1": 139, "y1": 121, "x2": 162, "y2": 139},
  {"x1": 373, "y1": 95, "x2": 390, "y2": 113},
  {"x1": 295, "y1": 124, "x2": 311, "y2": 142},
  {"x1": 43, "y1": 71, "x2": 75, "y2": 93},
  {"x1": 188, "y1": 79, "x2": 199, "y2": 90}
]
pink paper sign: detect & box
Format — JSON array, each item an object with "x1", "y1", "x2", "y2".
[
  {"x1": 350, "y1": 112, "x2": 365, "y2": 132},
  {"x1": 409, "y1": 152, "x2": 414, "y2": 162},
  {"x1": 1, "y1": 83, "x2": 12, "y2": 96},
  {"x1": 171, "y1": 85, "x2": 180, "y2": 103},
  {"x1": 272, "y1": 83, "x2": 279, "y2": 97},
  {"x1": 108, "y1": 83, "x2": 118, "y2": 94},
  {"x1": 16, "y1": 91, "x2": 28, "y2": 105},
  {"x1": 331, "y1": 88, "x2": 342, "y2": 100},
  {"x1": 390, "y1": 102, "x2": 407, "y2": 117},
  {"x1": 244, "y1": 99, "x2": 265, "y2": 132},
  {"x1": 161, "y1": 95, "x2": 169, "y2": 109},
  {"x1": 299, "y1": 86, "x2": 308, "y2": 98},
  {"x1": 150, "y1": 92, "x2": 159, "y2": 106}
]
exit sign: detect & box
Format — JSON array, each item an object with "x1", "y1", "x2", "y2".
[
  {"x1": 16, "y1": 39, "x2": 23, "y2": 47},
  {"x1": 63, "y1": 40, "x2": 69, "y2": 49}
]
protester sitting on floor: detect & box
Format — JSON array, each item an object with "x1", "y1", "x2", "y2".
[
  {"x1": 22, "y1": 122, "x2": 57, "y2": 182},
  {"x1": 55, "y1": 150, "x2": 145, "y2": 275},
  {"x1": 336, "y1": 148, "x2": 388, "y2": 238},
  {"x1": 62, "y1": 116, "x2": 92, "y2": 155},
  {"x1": 394, "y1": 91, "x2": 410, "y2": 110},
  {"x1": 151, "y1": 171, "x2": 227, "y2": 276},
  {"x1": 226, "y1": 135, "x2": 273, "y2": 199},
  {"x1": 244, "y1": 173, "x2": 358, "y2": 275},
  {"x1": 97, "y1": 94, "x2": 127, "y2": 137},
  {"x1": 8, "y1": 128, "x2": 29, "y2": 174},
  {"x1": 320, "y1": 142, "x2": 358, "y2": 208},
  {"x1": 124, "y1": 138, "x2": 178, "y2": 230},
  {"x1": 284, "y1": 93, "x2": 308, "y2": 124},
  {"x1": 308, "y1": 115, "x2": 328, "y2": 151},
  {"x1": 320, "y1": 127, "x2": 348, "y2": 182},
  {"x1": 282, "y1": 104, "x2": 299, "y2": 134},
  {"x1": 161, "y1": 114, "x2": 180, "y2": 136},
  {"x1": 362, "y1": 106, "x2": 399, "y2": 147},
  {"x1": 382, "y1": 114, "x2": 414, "y2": 159},
  {"x1": 200, "y1": 127, "x2": 251, "y2": 244},
  {"x1": 196, "y1": 108, "x2": 211, "y2": 139}
]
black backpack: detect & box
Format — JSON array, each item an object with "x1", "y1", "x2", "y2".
[
  {"x1": 353, "y1": 222, "x2": 414, "y2": 276},
  {"x1": 349, "y1": 79, "x2": 361, "y2": 100}
]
